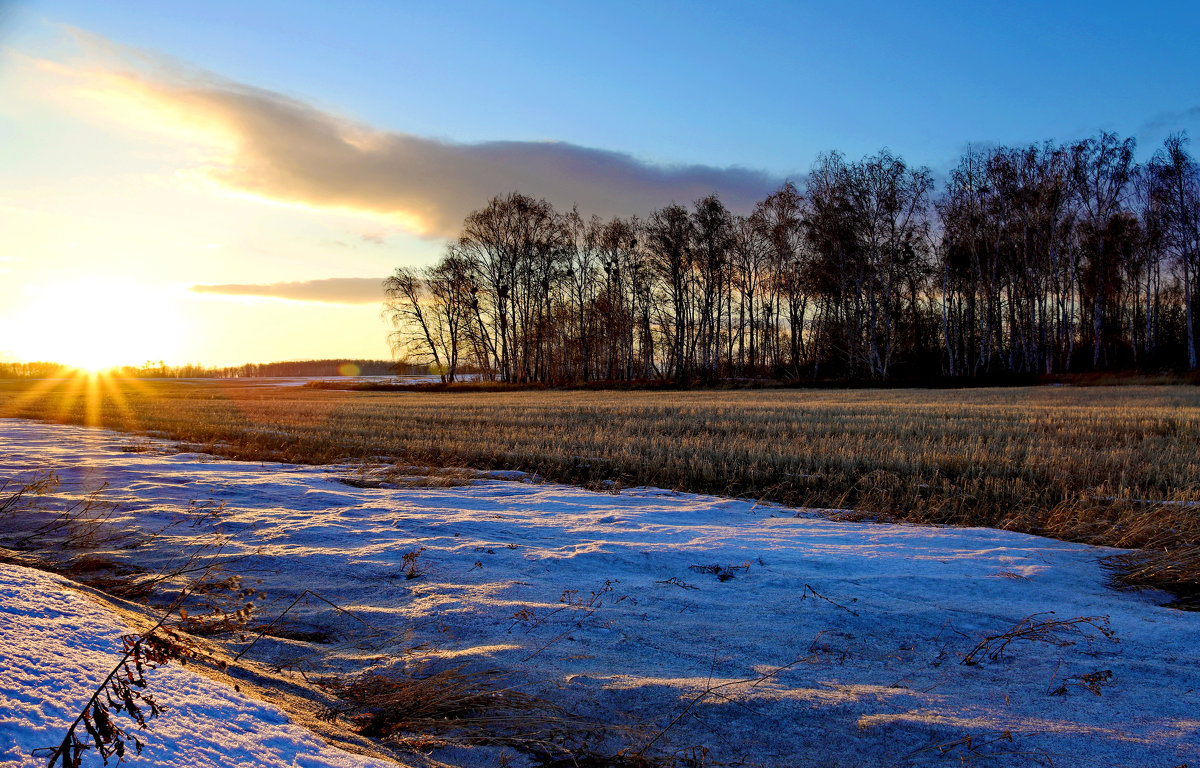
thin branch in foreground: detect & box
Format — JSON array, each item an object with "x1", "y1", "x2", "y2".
[
  {"x1": 903, "y1": 729, "x2": 1054, "y2": 765},
  {"x1": 631, "y1": 653, "x2": 815, "y2": 759},
  {"x1": 233, "y1": 589, "x2": 383, "y2": 662},
  {"x1": 800, "y1": 583, "x2": 859, "y2": 616},
  {"x1": 37, "y1": 585, "x2": 200, "y2": 768},
  {"x1": 962, "y1": 613, "x2": 1117, "y2": 665}
]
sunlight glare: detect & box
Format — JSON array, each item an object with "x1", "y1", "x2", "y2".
[{"x1": 12, "y1": 279, "x2": 185, "y2": 371}]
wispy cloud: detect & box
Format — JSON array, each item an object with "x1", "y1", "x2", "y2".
[
  {"x1": 1138, "y1": 105, "x2": 1200, "y2": 139},
  {"x1": 41, "y1": 30, "x2": 783, "y2": 238},
  {"x1": 191, "y1": 277, "x2": 384, "y2": 304}
]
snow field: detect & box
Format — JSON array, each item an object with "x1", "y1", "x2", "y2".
[{"x1": 1, "y1": 418, "x2": 1198, "y2": 767}]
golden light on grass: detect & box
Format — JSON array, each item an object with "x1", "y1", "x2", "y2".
[
  {"x1": 11, "y1": 279, "x2": 185, "y2": 373},
  {"x1": 3, "y1": 368, "x2": 139, "y2": 434}
]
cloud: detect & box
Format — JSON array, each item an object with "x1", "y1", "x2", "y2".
[
  {"x1": 1138, "y1": 105, "x2": 1200, "y2": 139},
  {"x1": 191, "y1": 277, "x2": 385, "y2": 304},
  {"x1": 42, "y1": 30, "x2": 784, "y2": 238}
]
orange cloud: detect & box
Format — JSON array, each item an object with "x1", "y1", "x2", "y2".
[
  {"x1": 190, "y1": 277, "x2": 385, "y2": 304},
  {"x1": 34, "y1": 30, "x2": 783, "y2": 238}
]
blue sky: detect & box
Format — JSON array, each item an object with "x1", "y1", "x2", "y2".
[
  {"x1": 7, "y1": 1, "x2": 1199, "y2": 171},
  {"x1": 1, "y1": 1, "x2": 1197, "y2": 366}
]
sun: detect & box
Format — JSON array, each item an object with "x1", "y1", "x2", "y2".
[{"x1": 11, "y1": 279, "x2": 185, "y2": 371}]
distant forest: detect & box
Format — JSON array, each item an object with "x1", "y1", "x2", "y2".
[
  {"x1": 207, "y1": 359, "x2": 422, "y2": 378},
  {"x1": 0, "y1": 359, "x2": 423, "y2": 379},
  {"x1": 386, "y1": 132, "x2": 1200, "y2": 384}
]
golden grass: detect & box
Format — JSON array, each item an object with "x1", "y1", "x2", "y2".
[{"x1": 2, "y1": 378, "x2": 1198, "y2": 601}]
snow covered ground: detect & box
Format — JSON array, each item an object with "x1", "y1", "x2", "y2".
[
  {"x1": 0, "y1": 563, "x2": 398, "y2": 768},
  {"x1": 1, "y1": 418, "x2": 1198, "y2": 767}
]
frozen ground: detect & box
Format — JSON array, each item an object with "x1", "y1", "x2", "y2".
[{"x1": 1, "y1": 418, "x2": 1198, "y2": 767}]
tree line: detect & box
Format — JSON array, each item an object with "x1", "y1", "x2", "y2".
[{"x1": 384, "y1": 132, "x2": 1200, "y2": 384}]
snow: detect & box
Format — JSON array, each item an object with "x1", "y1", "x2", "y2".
[
  {"x1": 0, "y1": 564, "x2": 398, "y2": 768},
  {"x1": 2, "y1": 417, "x2": 1199, "y2": 767}
]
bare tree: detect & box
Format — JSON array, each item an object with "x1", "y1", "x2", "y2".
[
  {"x1": 645, "y1": 204, "x2": 695, "y2": 381},
  {"x1": 1070, "y1": 132, "x2": 1137, "y2": 368},
  {"x1": 383, "y1": 249, "x2": 475, "y2": 382},
  {"x1": 1147, "y1": 134, "x2": 1200, "y2": 369},
  {"x1": 386, "y1": 131, "x2": 1199, "y2": 384}
]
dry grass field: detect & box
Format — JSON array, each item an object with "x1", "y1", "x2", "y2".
[{"x1": 2, "y1": 376, "x2": 1198, "y2": 602}]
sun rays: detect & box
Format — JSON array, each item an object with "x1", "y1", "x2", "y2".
[{"x1": 5, "y1": 367, "x2": 142, "y2": 431}]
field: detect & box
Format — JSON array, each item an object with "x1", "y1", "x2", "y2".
[{"x1": 2, "y1": 378, "x2": 1198, "y2": 595}]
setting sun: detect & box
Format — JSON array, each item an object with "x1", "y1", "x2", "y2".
[{"x1": 11, "y1": 279, "x2": 185, "y2": 370}]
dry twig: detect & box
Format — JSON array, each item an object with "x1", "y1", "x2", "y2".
[{"x1": 962, "y1": 613, "x2": 1117, "y2": 665}]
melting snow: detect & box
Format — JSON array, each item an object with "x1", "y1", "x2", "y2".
[{"x1": 1, "y1": 418, "x2": 1198, "y2": 767}]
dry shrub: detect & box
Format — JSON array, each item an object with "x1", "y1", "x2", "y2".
[
  {"x1": 61, "y1": 554, "x2": 152, "y2": 596},
  {"x1": 0, "y1": 469, "x2": 59, "y2": 516},
  {"x1": 997, "y1": 498, "x2": 1200, "y2": 606},
  {"x1": 0, "y1": 478, "x2": 120, "y2": 554},
  {"x1": 175, "y1": 573, "x2": 262, "y2": 637},
  {"x1": 687, "y1": 563, "x2": 749, "y2": 581},
  {"x1": 903, "y1": 729, "x2": 1053, "y2": 765},
  {"x1": 330, "y1": 664, "x2": 607, "y2": 759},
  {"x1": 1102, "y1": 547, "x2": 1200, "y2": 608},
  {"x1": 39, "y1": 633, "x2": 170, "y2": 768},
  {"x1": 38, "y1": 603, "x2": 211, "y2": 768},
  {"x1": 1049, "y1": 668, "x2": 1113, "y2": 696},
  {"x1": 339, "y1": 463, "x2": 475, "y2": 489},
  {"x1": 0, "y1": 472, "x2": 161, "y2": 602},
  {"x1": 400, "y1": 547, "x2": 425, "y2": 579}
]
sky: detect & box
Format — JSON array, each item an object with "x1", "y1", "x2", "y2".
[{"x1": 1, "y1": 1, "x2": 1198, "y2": 368}]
